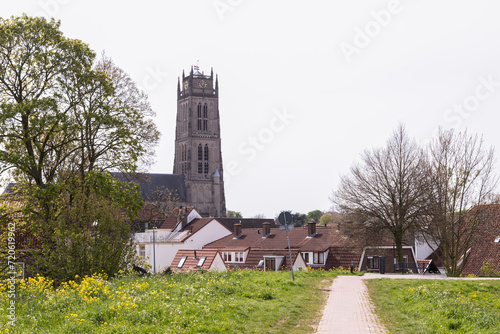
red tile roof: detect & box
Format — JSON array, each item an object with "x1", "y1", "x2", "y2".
[
  {"x1": 462, "y1": 205, "x2": 500, "y2": 276},
  {"x1": 229, "y1": 249, "x2": 302, "y2": 270},
  {"x1": 204, "y1": 226, "x2": 352, "y2": 251},
  {"x1": 171, "y1": 249, "x2": 222, "y2": 272},
  {"x1": 204, "y1": 225, "x2": 360, "y2": 270},
  {"x1": 159, "y1": 206, "x2": 197, "y2": 230}
]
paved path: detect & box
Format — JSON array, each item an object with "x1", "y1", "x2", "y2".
[
  {"x1": 316, "y1": 276, "x2": 387, "y2": 334},
  {"x1": 316, "y1": 273, "x2": 500, "y2": 333}
]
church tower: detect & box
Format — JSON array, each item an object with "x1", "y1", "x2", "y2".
[{"x1": 173, "y1": 66, "x2": 226, "y2": 217}]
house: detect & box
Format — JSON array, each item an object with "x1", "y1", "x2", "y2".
[
  {"x1": 245, "y1": 249, "x2": 307, "y2": 271},
  {"x1": 203, "y1": 222, "x2": 359, "y2": 271},
  {"x1": 459, "y1": 205, "x2": 500, "y2": 276},
  {"x1": 415, "y1": 205, "x2": 500, "y2": 276},
  {"x1": 358, "y1": 244, "x2": 418, "y2": 273},
  {"x1": 171, "y1": 249, "x2": 226, "y2": 272},
  {"x1": 133, "y1": 207, "x2": 232, "y2": 273}
]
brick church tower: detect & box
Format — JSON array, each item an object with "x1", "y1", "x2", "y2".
[{"x1": 173, "y1": 66, "x2": 226, "y2": 217}]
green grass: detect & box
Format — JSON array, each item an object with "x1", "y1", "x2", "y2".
[
  {"x1": 366, "y1": 279, "x2": 500, "y2": 334},
  {"x1": 0, "y1": 269, "x2": 347, "y2": 334}
]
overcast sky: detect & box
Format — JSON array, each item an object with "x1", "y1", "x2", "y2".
[{"x1": 2, "y1": 1, "x2": 500, "y2": 218}]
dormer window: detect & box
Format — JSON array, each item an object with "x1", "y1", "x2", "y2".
[
  {"x1": 495, "y1": 236, "x2": 500, "y2": 244},
  {"x1": 223, "y1": 251, "x2": 244, "y2": 263},
  {"x1": 313, "y1": 252, "x2": 324, "y2": 265}
]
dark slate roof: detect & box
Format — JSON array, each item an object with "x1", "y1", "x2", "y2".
[
  {"x1": 112, "y1": 172, "x2": 187, "y2": 201},
  {"x1": 216, "y1": 218, "x2": 277, "y2": 230}
]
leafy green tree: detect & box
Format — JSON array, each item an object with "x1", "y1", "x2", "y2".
[
  {"x1": 0, "y1": 15, "x2": 96, "y2": 186},
  {"x1": 0, "y1": 16, "x2": 159, "y2": 281},
  {"x1": 72, "y1": 55, "x2": 159, "y2": 178},
  {"x1": 227, "y1": 210, "x2": 243, "y2": 218},
  {"x1": 319, "y1": 213, "x2": 333, "y2": 226},
  {"x1": 292, "y1": 212, "x2": 306, "y2": 227},
  {"x1": 0, "y1": 16, "x2": 159, "y2": 185},
  {"x1": 27, "y1": 172, "x2": 143, "y2": 284},
  {"x1": 306, "y1": 210, "x2": 323, "y2": 223}
]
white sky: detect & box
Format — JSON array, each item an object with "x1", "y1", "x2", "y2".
[{"x1": 2, "y1": 1, "x2": 500, "y2": 218}]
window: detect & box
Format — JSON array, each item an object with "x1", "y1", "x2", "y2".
[
  {"x1": 198, "y1": 162, "x2": 203, "y2": 174},
  {"x1": 223, "y1": 252, "x2": 244, "y2": 263},
  {"x1": 367, "y1": 256, "x2": 379, "y2": 269},
  {"x1": 204, "y1": 145, "x2": 209, "y2": 161},
  {"x1": 196, "y1": 257, "x2": 207, "y2": 268},
  {"x1": 313, "y1": 252, "x2": 324, "y2": 264},
  {"x1": 177, "y1": 256, "x2": 187, "y2": 269},
  {"x1": 265, "y1": 258, "x2": 276, "y2": 271},
  {"x1": 197, "y1": 104, "x2": 202, "y2": 130},
  {"x1": 235, "y1": 252, "x2": 244, "y2": 262},
  {"x1": 198, "y1": 144, "x2": 203, "y2": 161},
  {"x1": 203, "y1": 104, "x2": 208, "y2": 130},
  {"x1": 204, "y1": 162, "x2": 209, "y2": 174},
  {"x1": 223, "y1": 252, "x2": 232, "y2": 262},
  {"x1": 302, "y1": 252, "x2": 310, "y2": 264},
  {"x1": 139, "y1": 245, "x2": 146, "y2": 259}
]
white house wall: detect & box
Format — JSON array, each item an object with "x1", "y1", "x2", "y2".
[
  {"x1": 210, "y1": 254, "x2": 227, "y2": 272},
  {"x1": 293, "y1": 255, "x2": 307, "y2": 271},
  {"x1": 136, "y1": 220, "x2": 231, "y2": 273},
  {"x1": 414, "y1": 233, "x2": 437, "y2": 260}
]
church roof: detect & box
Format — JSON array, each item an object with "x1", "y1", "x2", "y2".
[{"x1": 111, "y1": 172, "x2": 187, "y2": 201}]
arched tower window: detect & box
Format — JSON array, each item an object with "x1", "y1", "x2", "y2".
[
  {"x1": 198, "y1": 144, "x2": 203, "y2": 161},
  {"x1": 198, "y1": 144, "x2": 203, "y2": 174},
  {"x1": 204, "y1": 144, "x2": 209, "y2": 161},
  {"x1": 197, "y1": 103, "x2": 202, "y2": 130},
  {"x1": 203, "y1": 104, "x2": 208, "y2": 131}
]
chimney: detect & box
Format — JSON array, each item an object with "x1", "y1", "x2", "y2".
[
  {"x1": 262, "y1": 222, "x2": 271, "y2": 237},
  {"x1": 308, "y1": 222, "x2": 317, "y2": 237},
  {"x1": 233, "y1": 224, "x2": 242, "y2": 238}
]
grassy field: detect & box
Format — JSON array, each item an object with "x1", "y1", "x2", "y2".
[
  {"x1": 367, "y1": 279, "x2": 500, "y2": 334},
  {"x1": 0, "y1": 269, "x2": 351, "y2": 334}
]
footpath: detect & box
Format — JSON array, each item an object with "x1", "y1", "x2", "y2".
[
  {"x1": 316, "y1": 275, "x2": 386, "y2": 334},
  {"x1": 315, "y1": 273, "x2": 500, "y2": 333}
]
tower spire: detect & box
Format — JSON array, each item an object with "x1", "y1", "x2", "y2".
[
  {"x1": 177, "y1": 77, "x2": 181, "y2": 99},
  {"x1": 215, "y1": 74, "x2": 219, "y2": 97}
]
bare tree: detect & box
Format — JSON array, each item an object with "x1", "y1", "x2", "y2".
[
  {"x1": 424, "y1": 128, "x2": 498, "y2": 276},
  {"x1": 332, "y1": 124, "x2": 430, "y2": 265}
]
